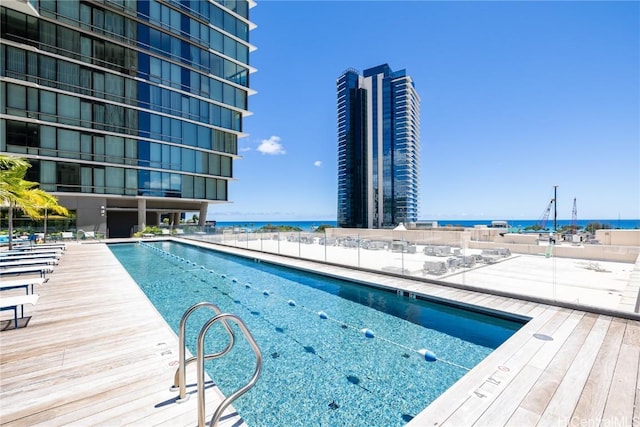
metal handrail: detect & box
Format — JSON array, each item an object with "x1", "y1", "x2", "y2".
[
  {"x1": 197, "y1": 313, "x2": 262, "y2": 427},
  {"x1": 171, "y1": 302, "x2": 235, "y2": 402}
]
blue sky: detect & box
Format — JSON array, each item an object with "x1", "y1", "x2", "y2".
[{"x1": 207, "y1": 0, "x2": 639, "y2": 222}]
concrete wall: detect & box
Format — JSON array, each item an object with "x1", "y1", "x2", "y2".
[
  {"x1": 595, "y1": 229, "x2": 640, "y2": 246},
  {"x1": 468, "y1": 227, "x2": 505, "y2": 242},
  {"x1": 58, "y1": 195, "x2": 107, "y2": 235},
  {"x1": 493, "y1": 233, "x2": 539, "y2": 245}
]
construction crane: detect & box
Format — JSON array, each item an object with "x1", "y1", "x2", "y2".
[
  {"x1": 571, "y1": 198, "x2": 578, "y2": 234},
  {"x1": 538, "y1": 198, "x2": 554, "y2": 230},
  {"x1": 538, "y1": 186, "x2": 558, "y2": 231}
]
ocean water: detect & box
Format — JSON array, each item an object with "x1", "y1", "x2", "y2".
[
  {"x1": 214, "y1": 220, "x2": 338, "y2": 232},
  {"x1": 213, "y1": 219, "x2": 639, "y2": 232}
]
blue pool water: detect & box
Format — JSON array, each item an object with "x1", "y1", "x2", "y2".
[{"x1": 108, "y1": 242, "x2": 527, "y2": 427}]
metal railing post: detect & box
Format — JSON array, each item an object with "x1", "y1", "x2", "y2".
[
  {"x1": 401, "y1": 236, "x2": 405, "y2": 274},
  {"x1": 171, "y1": 302, "x2": 235, "y2": 402},
  {"x1": 197, "y1": 314, "x2": 262, "y2": 427},
  {"x1": 324, "y1": 230, "x2": 327, "y2": 262}
]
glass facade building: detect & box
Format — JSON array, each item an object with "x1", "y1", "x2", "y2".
[
  {"x1": 337, "y1": 64, "x2": 420, "y2": 229},
  {"x1": 1, "y1": 0, "x2": 254, "y2": 237}
]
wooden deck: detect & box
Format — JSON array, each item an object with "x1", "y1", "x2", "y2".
[
  {"x1": 1, "y1": 239, "x2": 639, "y2": 426},
  {"x1": 0, "y1": 242, "x2": 243, "y2": 427}
]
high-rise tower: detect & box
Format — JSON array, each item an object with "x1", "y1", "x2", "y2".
[
  {"x1": 337, "y1": 64, "x2": 420, "y2": 229},
  {"x1": 1, "y1": 0, "x2": 255, "y2": 237}
]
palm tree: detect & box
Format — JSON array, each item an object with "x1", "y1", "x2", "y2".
[
  {"x1": 1, "y1": 155, "x2": 69, "y2": 249},
  {"x1": 0, "y1": 155, "x2": 30, "y2": 202},
  {"x1": 38, "y1": 194, "x2": 72, "y2": 243}
]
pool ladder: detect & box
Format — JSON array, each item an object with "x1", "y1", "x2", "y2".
[{"x1": 170, "y1": 302, "x2": 262, "y2": 427}]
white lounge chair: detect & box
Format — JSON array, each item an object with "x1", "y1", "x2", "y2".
[
  {"x1": 13, "y1": 241, "x2": 66, "y2": 249},
  {"x1": 4, "y1": 248, "x2": 63, "y2": 255},
  {"x1": 0, "y1": 278, "x2": 46, "y2": 294},
  {"x1": 0, "y1": 294, "x2": 39, "y2": 329},
  {"x1": 0, "y1": 252, "x2": 62, "y2": 260},
  {"x1": 0, "y1": 259, "x2": 58, "y2": 268},
  {"x1": 78, "y1": 230, "x2": 97, "y2": 240},
  {"x1": 0, "y1": 265, "x2": 54, "y2": 278}
]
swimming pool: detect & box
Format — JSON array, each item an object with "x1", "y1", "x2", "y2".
[{"x1": 109, "y1": 241, "x2": 527, "y2": 427}]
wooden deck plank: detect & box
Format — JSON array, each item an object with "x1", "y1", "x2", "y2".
[
  {"x1": 27, "y1": 375, "x2": 175, "y2": 427},
  {"x1": 499, "y1": 300, "x2": 538, "y2": 318},
  {"x1": 570, "y1": 317, "x2": 627, "y2": 423},
  {"x1": 599, "y1": 320, "x2": 640, "y2": 425},
  {"x1": 504, "y1": 313, "x2": 598, "y2": 426},
  {"x1": 421, "y1": 287, "x2": 469, "y2": 301},
  {"x1": 489, "y1": 295, "x2": 522, "y2": 310},
  {"x1": 1, "y1": 336, "x2": 172, "y2": 389},
  {"x1": 18, "y1": 363, "x2": 180, "y2": 426},
  {"x1": 472, "y1": 310, "x2": 585, "y2": 426},
  {"x1": 2, "y1": 330, "x2": 176, "y2": 386},
  {"x1": 456, "y1": 293, "x2": 495, "y2": 306},
  {"x1": 535, "y1": 315, "x2": 612, "y2": 426},
  {"x1": 63, "y1": 379, "x2": 192, "y2": 427},
  {"x1": 1, "y1": 330, "x2": 179, "y2": 419},
  {"x1": 142, "y1": 386, "x2": 241, "y2": 427},
  {"x1": 439, "y1": 308, "x2": 574, "y2": 426}
]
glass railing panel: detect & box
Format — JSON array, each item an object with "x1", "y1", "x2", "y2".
[
  {"x1": 298, "y1": 232, "x2": 324, "y2": 262},
  {"x1": 180, "y1": 226, "x2": 639, "y2": 316}
]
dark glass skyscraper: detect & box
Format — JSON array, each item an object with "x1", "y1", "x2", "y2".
[
  {"x1": 337, "y1": 64, "x2": 420, "y2": 229},
  {"x1": 1, "y1": 0, "x2": 254, "y2": 237}
]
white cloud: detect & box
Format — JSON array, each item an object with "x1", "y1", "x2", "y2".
[
  {"x1": 239, "y1": 146, "x2": 251, "y2": 152},
  {"x1": 314, "y1": 161, "x2": 322, "y2": 167},
  {"x1": 257, "y1": 136, "x2": 286, "y2": 155}
]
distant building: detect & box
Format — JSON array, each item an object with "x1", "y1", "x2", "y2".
[
  {"x1": 336, "y1": 64, "x2": 421, "y2": 228},
  {"x1": 1, "y1": 0, "x2": 254, "y2": 237}
]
